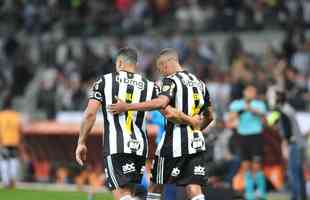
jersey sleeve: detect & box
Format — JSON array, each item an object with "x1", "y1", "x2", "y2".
[
  {"x1": 89, "y1": 77, "x2": 105, "y2": 103},
  {"x1": 151, "y1": 83, "x2": 160, "y2": 99},
  {"x1": 159, "y1": 78, "x2": 176, "y2": 99}
]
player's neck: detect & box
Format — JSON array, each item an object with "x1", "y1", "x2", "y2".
[
  {"x1": 119, "y1": 67, "x2": 136, "y2": 73},
  {"x1": 175, "y1": 64, "x2": 183, "y2": 72}
]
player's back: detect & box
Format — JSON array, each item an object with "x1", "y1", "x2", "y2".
[
  {"x1": 156, "y1": 70, "x2": 209, "y2": 158},
  {"x1": 89, "y1": 71, "x2": 157, "y2": 157}
]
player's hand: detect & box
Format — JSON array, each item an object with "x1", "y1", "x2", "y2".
[
  {"x1": 108, "y1": 97, "x2": 128, "y2": 114},
  {"x1": 191, "y1": 115, "x2": 203, "y2": 130},
  {"x1": 75, "y1": 143, "x2": 87, "y2": 166},
  {"x1": 161, "y1": 106, "x2": 178, "y2": 119}
]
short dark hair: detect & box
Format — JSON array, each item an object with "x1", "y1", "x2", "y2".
[
  {"x1": 157, "y1": 48, "x2": 179, "y2": 60},
  {"x1": 116, "y1": 47, "x2": 138, "y2": 64}
]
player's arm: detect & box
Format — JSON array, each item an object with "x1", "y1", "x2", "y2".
[
  {"x1": 160, "y1": 105, "x2": 201, "y2": 127},
  {"x1": 76, "y1": 78, "x2": 103, "y2": 166},
  {"x1": 198, "y1": 105, "x2": 214, "y2": 129},
  {"x1": 192, "y1": 86, "x2": 214, "y2": 130},
  {"x1": 108, "y1": 78, "x2": 175, "y2": 114}
]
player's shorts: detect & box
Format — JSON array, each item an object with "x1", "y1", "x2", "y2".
[
  {"x1": 103, "y1": 153, "x2": 146, "y2": 190},
  {"x1": 151, "y1": 152, "x2": 208, "y2": 186},
  {"x1": 239, "y1": 134, "x2": 263, "y2": 162},
  {"x1": 0, "y1": 146, "x2": 18, "y2": 159}
]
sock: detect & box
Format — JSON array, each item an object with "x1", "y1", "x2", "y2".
[
  {"x1": 244, "y1": 171, "x2": 255, "y2": 200},
  {"x1": 191, "y1": 194, "x2": 205, "y2": 200},
  {"x1": 254, "y1": 171, "x2": 267, "y2": 199},
  {"x1": 120, "y1": 195, "x2": 133, "y2": 200},
  {"x1": 146, "y1": 192, "x2": 161, "y2": 200}
]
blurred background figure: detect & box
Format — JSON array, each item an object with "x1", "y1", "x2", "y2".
[
  {"x1": 268, "y1": 89, "x2": 307, "y2": 200},
  {"x1": 0, "y1": 95, "x2": 22, "y2": 188},
  {"x1": 229, "y1": 85, "x2": 268, "y2": 200}
]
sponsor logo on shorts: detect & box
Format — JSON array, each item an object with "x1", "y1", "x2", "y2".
[
  {"x1": 140, "y1": 166, "x2": 146, "y2": 174},
  {"x1": 194, "y1": 165, "x2": 205, "y2": 176},
  {"x1": 171, "y1": 167, "x2": 180, "y2": 177},
  {"x1": 122, "y1": 163, "x2": 136, "y2": 174}
]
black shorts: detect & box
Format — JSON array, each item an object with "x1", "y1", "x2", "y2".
[
  {"x1": 103, "y1": 153, "x2": 146, "y2": 191},
  {"x1": 239, "y1": 134, "x2": 263, "y2": 162},
  {"x1": 151, "y1": 152, "x2": 208, "y2": 186},
  {"x1": 0, "y1": 146, "x2": 18, "y2": 159}
]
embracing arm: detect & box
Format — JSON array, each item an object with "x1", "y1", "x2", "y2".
[
  {"x1": 128, "y1": 95, "x2": 170, "y2": 111},
  {"x1": 108, "y1": 95, "x2": 170, "y2": 114},
  {"x1": 161, "y1": 106, "x2": 200, "y2": 127}
]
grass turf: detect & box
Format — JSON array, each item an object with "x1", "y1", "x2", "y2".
[
  {"x1": 0, "y1": 188, "x2": 294, "y2": 200},
  {"x1": 0, "y1": 188, "x2": 114, "y2": 200}
]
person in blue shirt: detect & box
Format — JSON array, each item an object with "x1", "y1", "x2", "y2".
[{"x1": 229, "y1": 84, "x2": 267, "y2": 200}]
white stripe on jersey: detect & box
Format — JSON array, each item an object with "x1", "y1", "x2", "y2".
[
  {"x1": 170, "y1": 76, "x2": 183, "y2": 157},
  {"x1": 131, "y1": 74, "x2": 144, "y2": 156},
  {"x1": 143, "y1": 80, "x2": 155, "y2": 156},
  {"x1": 178, "y1": 73, "x2": 196, "y2": 155},
  {"x1": 117, "y1": 72, "x2": 132, "y2": 154},
  {"x1": 105, "y1": 74, "x2": 118, "y2": 155}
]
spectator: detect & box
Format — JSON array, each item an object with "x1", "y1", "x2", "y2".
[
  {"x1": 229, "y1": 85, "x2": 268, "y2": 200},
  {"x1": 0, "y1": 95, "x2": 22, "y2": 188},
  {"x1": 268, "y1": 90, "x2": 307, "y2": 200}
]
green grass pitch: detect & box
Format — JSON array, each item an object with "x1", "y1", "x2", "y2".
[
  {"x1": 0, "y1": 188, "x2": 294, "y2": 200},
  {"x1": 0, "y1": 188, "x2": 114, "y2": 200}
]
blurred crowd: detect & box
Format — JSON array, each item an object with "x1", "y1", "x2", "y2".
[
  {"x1": 1, "y1": 0, "x2": 310, "y2": 35},
  {"x1": 0, "y1": 0, "x2": 309, "y2": 119}
]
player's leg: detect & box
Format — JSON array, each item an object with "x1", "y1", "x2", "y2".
[
  {"x1": 146, "y1": 183, "x2": 163, "y2": 200},
  {"x1": 0, "y1": 147, "x2": 10, "y2": 187},
  {"x1": 185, "y1": 184, "x2": 204, "y2": 200},
  {"x1": 9, "y1": 147, "x2": 20, "y2": 187},
  {"x1": 179, "y1": 152, "x2": 207, "y2": 200},
  {"x1": 146, "y1": 157, "x2": 165, "y2": 200},
  {"x1": 239, "y1": 136, "x2": 255, "y2": 200},
  {"x1": 112, "y1": 186, "x2": 134, "y2": 200},
  {"x1": 103, "y1": 154, "x2": 134, "y2": 200},
  {"x1": 104, "y1": 153, "x2": 147, "y2": 200},
  {"x1": 252, "y1": 135, "x2": 266, "y2": 200}
]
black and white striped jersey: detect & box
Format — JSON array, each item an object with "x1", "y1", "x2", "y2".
[
  {"x1": 156, "y1": 70, "x2": 211, "y2": 158},
  {"x1": 89, "y1": 70, "x2": 158, "y2": 158}
]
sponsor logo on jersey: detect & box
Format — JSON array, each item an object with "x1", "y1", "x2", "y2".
[
  {"x1": 182, "y1": 79, "x2": 203, "y2": 90},
  {"x1": 122, "y1": 163, "x2": 136, "y2": 174},
  {"x1": 162, "y1": 85, "x2": 170, "y2": 92},
  {"x1": 194, "y1": 165, "x2": 205, "y2": 176},
  {"x1": 127, "y1": 139, "x2": 141, "y2": 152},
  {"x1": 191, "y1": 137, "x2": 205, "y2": 150},
  {"x1": 171, "y1": 167, "x2": 180, "y2": 177},
  {"x1": 116, "y1": 76, "x2": 145, "y2": 90}
]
